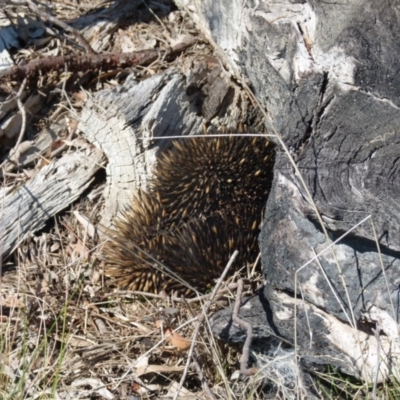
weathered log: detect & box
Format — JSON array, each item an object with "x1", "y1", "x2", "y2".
[
  {"x1": 78, "y1": 71, "x2": 203, "y2": 226},
  {"x1": 0, "y1": 146, "x2": 105, "y2": 258}
]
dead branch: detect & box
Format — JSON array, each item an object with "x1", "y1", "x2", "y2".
[
  {"x1": 0, "y1": 36, "x2": 199, "y2": 81},
  {"x1": 232, "y1": 279, "x2": 257, "y2": 376},
  {"x1": 5, "y1": 77, "x2": 28, "y2": 164}
]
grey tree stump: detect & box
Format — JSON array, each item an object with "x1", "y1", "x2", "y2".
[{"x1": 177, "y1": 0, "x2": 400, "y2": 383}]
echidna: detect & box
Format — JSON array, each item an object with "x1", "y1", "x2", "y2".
[
  {"x1": 152, "y1": 137, "x2": 275, "y2": 224},
  {"x1": 103, "y1": 135, "x2": 275, "y2": 296}
]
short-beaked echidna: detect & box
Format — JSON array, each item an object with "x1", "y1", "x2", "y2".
[
  {"x1": 151, "y1": 137, "x2": 275, "y2": 223},
  {"x1": 103, "y1": 135, "x2": 275, "y2": 296}
]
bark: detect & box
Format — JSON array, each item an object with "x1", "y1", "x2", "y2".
[
  {"x1": 0, "y1": 146, "x2": 105, "y2": 258},
  {"x1": 178, "y1": 0, "x2": 400, "y2": 383}
]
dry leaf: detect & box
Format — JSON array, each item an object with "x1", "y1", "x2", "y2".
[
  {"x1": 71, "y1": 378, "x2": 114, "y2": 400},
  {"x1": 129, "y1": 321, "x2": 153, "y2": 333},
  {"x1": 72, "y1": 91, "x2": 87, "y2": 104},
  {"x1": 131, "y1": 382, "x2": 141, "y2": 392},
  {"x1": 164, "y1": 327, "x2": 191, "y2": 350},
  {"x1": 156, "y1": 319, "x2": 191, "y2": 350},
  {"x1": 132, "y1": 382, "x2": 161, "y2": 395},
  {"x1": 0, "y1": 295, "x2": 25, "y2": 308},
  {"x1": 73, "y1": 211, "x2": 96, "y2": 239},
  {"x1": 50, "y1": 242, "x2": 60, "y2": 252},
  {"x1": 136, "y1": 364, "x2": 185, "y2": 377},
  {"x1": 9, "y1": 140, "x2": 34, "y2": 162},
  {"x1": 134, "y1": 355, "x2": 148, "y2": 369},
  {"x1": 55, "y1": 333, "x2": 95, "y2": 348},
  {"x1": 74, "y1": 240, "x2": 90, "y2": 259}
]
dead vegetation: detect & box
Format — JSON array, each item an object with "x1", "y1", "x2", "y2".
[{"x1": 0, "y1": 1, "x2": 273, "y2": 398}]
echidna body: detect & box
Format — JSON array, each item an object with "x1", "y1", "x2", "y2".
[
  {"x1": 105, "y1": 205, "x2": 262, "y2": 295},
  {"x1": 104, "y1": 136, "x2": 275, "y2": 296},
  {"x1": 152, "y1": 137, "x2": 274, "y2": 223}
]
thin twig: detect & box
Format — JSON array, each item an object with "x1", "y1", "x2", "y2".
[
  {"x1": 293, "y1": 214, "x2": 371, "y2": 392},
  {"x1": 193, "y1": 350, "x2": 216, "y2": 400},
  {"x1": 370, "y1": 219, "x2": 397, "y2": 327},
  {"x1": 298, "y1": 285, "x2": 312, "y2": 349},
  {"x1": 22, "y1": 0, "x2": 96, "y2": 54},
  {"x1": 173, "y1": 250, "x2": 239, "y2": 400},
  {"x1": 232, "y1": 279, "x2": 257, "y2": 376},
  {"x1": 104, "y1": 281, "x2": 242, "y2": 303},
  {"x1": 5, "y1": 77, "x2": 28, "y2": 164},
  {"x1": 311, "y1": 247, "x2": 352, "y2": 326},
  {"x1": 144, "y1": 133, "x2": 276, "y2": 140},
  {"x1": 372, "y1": 324, "x2": 381, "y2": 400}
]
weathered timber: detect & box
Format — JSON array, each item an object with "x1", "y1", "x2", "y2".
[
  {"x1": 78, "y1": 71, "x2": 203, "y2": 226},
  {"x1": 0, "y1": 146, "x2": 105, "y2": 258}
]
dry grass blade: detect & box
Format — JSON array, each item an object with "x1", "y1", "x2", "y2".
[{"x1": 173, "y1": 250, "x2": 239, "y2": 400}]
